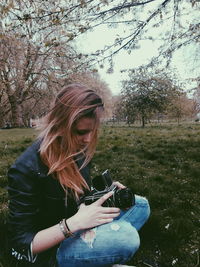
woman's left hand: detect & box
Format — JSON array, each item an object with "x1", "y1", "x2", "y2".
[{"x1": 112, "y1": 181, "x2": 126, "y2": 189}]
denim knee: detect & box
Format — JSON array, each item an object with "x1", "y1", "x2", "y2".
[
  {"x1": 110, "y1": 221, "x2": 140, "y2": 261},
  {"x1": 135, "y1": 195, "x2": 150, "y2": 220}
]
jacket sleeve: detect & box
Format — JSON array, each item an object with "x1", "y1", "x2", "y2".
[{"x1": 7, "y1": 161, "x2": 41, "y2": 263}]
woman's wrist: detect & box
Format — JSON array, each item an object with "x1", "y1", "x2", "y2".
[
  {"x1": 66, "y1": 215, "x2": 82, "y2": 233},
  {"x1": 64, "y1": 219, "x2": 73, "y2": 236},
  {"x1": 59, "y1": 219, "x2": 73, "y2": 238}
]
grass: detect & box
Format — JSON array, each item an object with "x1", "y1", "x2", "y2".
[{"x1": 0, "y1": 124, "x2": 200, "y2": 266}]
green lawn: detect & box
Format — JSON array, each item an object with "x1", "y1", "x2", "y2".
[{"x1": 0, "y1": 124, "x2": 200, "y2": 266}]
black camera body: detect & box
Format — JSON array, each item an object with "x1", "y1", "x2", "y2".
[{"x1": 80, "y1": 170, "x2": 134, "y2": 209}]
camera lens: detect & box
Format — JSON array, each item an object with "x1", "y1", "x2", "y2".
[{"x1": 115, "y1": 188, "x2": 134, "y2": 209}]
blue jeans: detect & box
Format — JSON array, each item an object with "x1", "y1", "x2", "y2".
[{"x1": 57, "y1": 195, "x2": 150, "y2": 267}]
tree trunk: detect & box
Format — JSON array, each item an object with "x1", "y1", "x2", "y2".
[
  {"x1": 8, "y1": 95, "x2": 24, "y2": 127},
  {"x1": 0, "y1": 109, "x2": 5, "y2": 128},
  {"x1": 142, "y1": 115, "x2": 145, "y2": 127}
]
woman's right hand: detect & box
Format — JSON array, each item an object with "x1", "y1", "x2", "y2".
[{"x1": 67, "y1": 191, "x2": 120, "y2": 233}]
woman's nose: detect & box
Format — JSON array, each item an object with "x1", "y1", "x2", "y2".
[{"x1": 83, "y1": 132, "x2": 92, "y2": 143}]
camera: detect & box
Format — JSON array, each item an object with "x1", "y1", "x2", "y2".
[{"x1": 79, "y1": 170, "x2": 134, "y2": 209}]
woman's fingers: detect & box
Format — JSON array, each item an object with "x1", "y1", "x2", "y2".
[
  {"x1": 101, "y1": 212, "x2": 120, "y2": 218},
  {"x1": 113, "y1": 181, "x2": 126, "y2": 189},
  {"x1": 93, "y1": 192, "x2": 120, "y2": 213},
  {"x1": 102, "y1": 207, "x2": 120, "y2": 213},
  {"x1": 93, "y1": 191, "x2": 114, "y2": 206}
]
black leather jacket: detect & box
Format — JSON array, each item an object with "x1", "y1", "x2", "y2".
[{"x1": 7, "y1": 139, "x2": 91, "y2": 267}]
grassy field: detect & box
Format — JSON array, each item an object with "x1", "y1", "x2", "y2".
[{"x1": 0, "y1": 124, "x2": 200, "y2": 267}]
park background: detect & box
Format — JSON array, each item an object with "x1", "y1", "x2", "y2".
[{"x1": 0, "y1": 0, "x2": 200, "y2": 266}]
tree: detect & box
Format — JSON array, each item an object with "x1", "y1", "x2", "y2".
[
  {"x1": 193, "y1": 78, "x2": 200, "y2": 113},
  {"x1": 113, "y1": 94, "x2": 138, "y2": 125},
  {"x1": 166, "y1": 80, "x2": 200, "y2": 123},
  {"x1": 112, "y1": 95, "x2": 127, "y2": 123},
  {"x1": 167, "y1": 93, "x2": 199, "y2": 123},
  {"x1": 0, "y1": 83, "x2": 9, "y2": 127},
  {"x1": 0, "y1": 35, "x2": 50, "y2": 126},
  {"x1": 121, "y1": 69, "x2": 182, "y2": 127},
  {"x1": 0, "y1": 34, "x2": 88, "y2": 127},
  {"x1": 1, "y1": 0, "x2": 199, "y2": 70}
]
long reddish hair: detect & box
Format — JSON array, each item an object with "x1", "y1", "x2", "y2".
[{"x1": 38, "y1": 84, "x2": 104, "y2": 198}]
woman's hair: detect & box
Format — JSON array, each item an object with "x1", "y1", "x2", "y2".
[{"x1": 38, "y1": 83, "x2": 104, "y2": 198}]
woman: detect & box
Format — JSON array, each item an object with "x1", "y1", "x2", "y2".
[{"x1": 7, "y1": 83, "x2": 150, "y2": 267}]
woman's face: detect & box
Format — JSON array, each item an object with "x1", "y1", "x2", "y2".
[{"x1": 73, "y1": 116, "x2": 96, "y2": 150}]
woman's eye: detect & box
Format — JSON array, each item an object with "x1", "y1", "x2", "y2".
[{"x1": 76, "y1": 130, "x2": 87, "y2": 136}]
